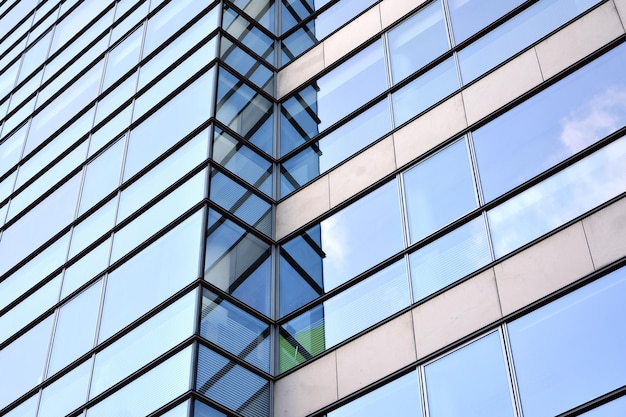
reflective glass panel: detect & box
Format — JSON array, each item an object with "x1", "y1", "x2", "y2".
[
  {"x1": 425, "y1": 331, "x2": 514, "y2": 417},
  {"x1": 508, "y1": 266, "x2": 626, "y2": 417},
  {"x1": 581, "y1": 396, "x2": 626, "y2": 417},
  {"x1": 448, "y1": 0, "x2": 523, "y2": 43},
  {"x1": 38, "y1": 360, "x2": 91, "y2": 417}
]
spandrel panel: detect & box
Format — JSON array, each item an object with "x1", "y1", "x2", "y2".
[
  {"x1": 387, "y1": 0, "x2": 449, "y2": 85},
  {"x1": 68, "y1": 197, "x2": 117, "y2": 259},
  {"x1": 280, "y1": 99, "x2": 391, "y2": 197},
  {"x1": 124, "y1": 67, "x2": 215, "y2": 180},
  {"x1": 101, "y1": 25, "x2": 143, "y2": 91},
  {"x1": 196, "y1": 345, "x2": 270, "y2": 417},
  {"x1": 410, "y1": 216, "x2": 492, "y2": 302},
  {"x1": 0, "y1": 233, "x2": 69, "y2": 311},
  {"x1": 201, "y1": 288, "x2": 271, "y2": 372},
  {"x1": 0, "y1": 274, "x2": 61, "y2": 344},
  {"x1": 209, "y1": 170, "x2": 272, "y2": 236},
  {"x1": 0, "y1": 315, "x2": 53, "y2": 409},
  {"x1": 86, "y1": 345, "x2": 193, "y2": 417},
  {"x1": 94, "y1": 73, "x2": 137, "y2": 127},
  {"x1": 488, "y1": 135, "x2": 626, "y2": 259},
  {"x1": 109, "y1": 1, "x2": 148, "y2": 47},
  {"x1": 447, "y1": 0, "x2": 524, "y2": 44},
  {"x1": 143, "y1": 0, "x2": 209, "y2": 57},
  {"x1": 110, "y1": 170, "x2": 206, "y2": 263},
  {"x1": 117, "y1": 130, "x2": 209, "y2": 222},
  {"x1": 98, "y1": 210, "x2": 203, "y2": 342},
  {"x1": 473, "y1": 28, "x2": 626, "y2": 203},
  {"x1": 328, "y1": 372, "x2": 422, "y2": 417},
  {"x1": 38, "y1": 360, "x2": 91, "y2": 417},
  {"x1": 0, "y1": 124, "x2": 27, "y2": 178},
  {"x1": 424, "y1": 331, "x2": 515, "y2": 417},
  {"x1": 204, "y1": 210, "x2": 272, "y2": 317},
  {"x1": 392, "y1": 56, "x2": 459, "y2": 126},
  {"x1": 404, "y1": 139, "x2": 477, "y2": 243},
  {"x1": 212, "y1": 127, "x2": 273, "y2": 197},
  {"x1": 0, "y1": 173, "x2": 81, "y2": 276},
  {"x1": 508, "y1": 266, "x2": 626, "y2": 417},
  {"x1": 90, "y1": 290, "x2": 196, "y2": 398},
  {"x1": 61, "y1": 238, "x2": 111, "y2": 299},
  {"x1": 47, "y1": 280, "x2": 103, "y2": 376},
  {"x1": 458, "y1": 0, "x2": 600, "y2": 84}
]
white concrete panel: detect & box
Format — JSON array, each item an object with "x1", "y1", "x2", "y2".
[
  {"x1": 323, "y1": 6, "x2": 382, "y2": 67},
  {"x1": 412, "y1": 268, "x2": 502, "y2": 358},
  {"x1": 276, "y1": 175, "x2": 330, "y2": 240},
  {"x1": 393, "y1": 94, "x2": 467, "y2": 169},
  {"x1": 535, "y1": 2, "x2": 624, "y2": 79},
  {"x1": 462, "y1": 49, "x2": 543, "y2": 125},
  {"x1": 495, "y1": 222, "x2": 595, "y2": 316},
  {"x1": 380, "y1": 0, "x2": 429, "y2": 29},
  {"x1": 335, "y1": 312, "x2": 416, "y2": 398},
  {"x1": 329, "y1": 136, "x2": 396, "y2": 207},
  {"x1": 583, "y1": 197, "x2": 626, "y2": 269},
  {"x1": 274, "y1": 352, "x2": 338, "y2": 417},
  {"x1": 277, "y1": 44, "x2": 324, "y2": 99}
]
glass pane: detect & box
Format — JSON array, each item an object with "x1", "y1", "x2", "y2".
[
  {"x1": 86, "y1": 346, "x2": 193, "y2": 417},
  {"x1": 47, "y1": 280, "x2": 103, "y2": 376},
  {"x1": 61, "y1": 238, "x2": 111, "y2": 299},
  {"x1": 90, "y1": 291, "x2": 196, "y2": 398},
  {"x1": 473, "y1": 40, "x2": 626, "y2": 202},
  {"x1": 448, "y1": 0, "x2": 523, "y2": 44},
  {"x1": 508, "y1": 266, "x2": 626, "y2": 417},
  {"x1": 404, "y1": 139, "x2": 477, "y2": 243},
  {"x1": 328, "y1": 372, "x2": 422, "y2": 417},
  {"x1": 410, "y1": 217, "x2": 491, "y2": 302},
  {"x1": 2, "y1": 393, "x2": 38, "y2": 417},
  {"x1": 38, "y1": 360, "x2": 91, "y2": 417},
  {"x1": 388, "y1": 0, "x2": 449, "y2": 84},
  {"x1": 488, "y1": 135, "x2": 626, "y2": 258},
  {"x1": 98, "y1": 210, "x2": 203, "y2": 342},
  {"x1": 425, "y1": 331, "x2": 514, "y2": 417},
  {"x1": 581, "y1": 396, "x2": 626, "y2": 417}
]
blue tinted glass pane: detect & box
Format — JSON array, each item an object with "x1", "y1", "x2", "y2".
[
  {"x1": 410, "y1": 217, "x2": 491, "y2": 302},
  {"x1": 38, "y1": 360, "x2": 90, "y2": 417},
  {"x1": 425, "y1": 331, "x2": 514, "y2": 417},
  {"x1": 458, "y1": 0, "x2": 599, "y2": 84},
  {"x1": 195, "y1": 400, "x2": 227, "y2": 417},
  {"x1": 508, "y1": 266, "x2": 626, "y2": 417},
  {"x1": 392, "y1": 57, "x2": 459, "y2": 126},
  {"x1": 329, "y1": 372, "x2": 422, "y2": 417},
  {"x1": 314, "y1": 0, "x2": 377, "y2": 39},
  {"x1": 404, "y1": 139, "x2": 477, "y2": 243},
  {"x1": 388, "y1": 0, "x2": 448, "y2": 84},
  {"x1": 448, "y1": 0, "x2": 523, "y2": 43},
  {"x1": 473, "y1": 39, "x2": 626, "y2": 202},
  {"x1": 279, "y1": 254, "x2": 321, "y2": 317},
  {"x1": 488, "y1": 135, "x2": 626, "y2": 258}
]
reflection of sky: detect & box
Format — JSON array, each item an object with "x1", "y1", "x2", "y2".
[
  {"x1": 320, "y1": 180, "x2": 404, "y2": 291},
  {"x1": 489, "y1": 135, "x2": 626, "y2": 258}
]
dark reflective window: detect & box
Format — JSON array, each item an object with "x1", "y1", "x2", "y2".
[
  {"x1": 403, "y1": 138, "x2": 477, "y2": 243},
  {"x1": 232, "y1": 0, "x2": 275, "y2": 33},
  {"x1": 508, "y1": 266, "x2": 626, "y2": 417},
  {"x1": 221, "y1": 37, "x2": 274, "y2": 94},
  {"x1": 387, "y1": 0, "x2": 449, "y2": 84},
  {"x1": 223, "y1": 6, "x2": 274, "y2": 64},
  {"x1": 473, "y1": 41, "x2": 626, "y2": 202},
  {"x1": 425, "y1": 331, "x2": 515, "y2": 417}
]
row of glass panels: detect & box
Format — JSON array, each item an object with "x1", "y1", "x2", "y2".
[
  {"x1": 319, "y1": 264, "x2": 626, "y2": 417},
  {"x1": 279, "y1": 0, "x2": 602, "y2": 196},
  {"x1": 277, "y1": 40, "x2": 626, "y2": 371}
]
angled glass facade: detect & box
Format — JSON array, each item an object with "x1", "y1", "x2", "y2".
[{"x1": 1, "y1": 1, "x2": 626, "y2": 417}]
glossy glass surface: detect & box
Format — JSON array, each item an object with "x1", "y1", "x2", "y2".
[
  {"x1": 38, "y1": 360, "x2": 91, "y2": 417},
  {"x1": 489, "y1": 135, "x2": 626, "y2": 258},
  {"x1": 47, "y1": 280, "x2": 103, "y2": 376},
  {"x1": 201, "y1": 288, "x2": 271, "y2": 372},
  {"x1": 61, "y1": 238, "x2": 111, "y2": 298},
  {"x1": 392, "y1": 57, "x2": 459, "y2": 126},
  {"x1": 221, "y1": 37, "x2": 274, "y2": 94},
  {"x1": 0, "y1": 316, "x2": 53, "y2": 409},
  {"x1": 425, "y1": 331, "x2": 514, "y2": 417},
  {"x1": 387, "y1": 0, "x2": 448, "y2": 84},
  {"x1": 581, "y1": 396, "x2": 626, "y2": 417},
  {"x1": 328, "y1": 372, "x2": 422, "y2": 417},
  {"x1": 508, "y1": 266, "x2": 626, "y2": 417},
  {"x1": 90, "y1": 291, "x2": 196, "y2": 398},
  {"x1": 78, "y1": 137, "x2": 124, "y2": 215},
  {"x1": 196, "y1": 345, "x2": 270, "y2": 417},
  {"x1": 86, "y1": 345, "x2": 193, "y2": 417},
  {"x1": 101, "y1": 25, "x2": 143, "y2": 91},
  {"x1": 204, "y1": 209, "x2": 272, "y2": 316},
  {"x1": 98, "y1": 210, "x2": 203, "y2": 342},
  {"x1": 404, "y1": 139, "x2": 477, "y2": 243},
  {"x1": 195, "y1": 400, "x2": 228, "y2": 417},
  {"x1": 448, "y1": 0, "x2": 523, "y2": 43},
  {"x1": 2, "y1": 393, "x2": 38, "y2": 417},
  {"x1": 410, "y1": 216, "x2": 492, "y2": 302},
  {"x1": 223, "y1": 6, "x2": 274, "y2": 63},
  {"x1": 232, "y1": 0, "x2": 275, "y2": 32},
  {"x1": 473, "y1": 33, "x2": 626, "y2": 202},
  {"x1": 459, "y1": 0, "x2": 599, "y2": 84}
]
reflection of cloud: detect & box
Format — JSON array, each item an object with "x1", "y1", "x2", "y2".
[
  {"x1": 559, "y1": 85, "x2": 626, "y2": 153},
  {"x1": 320, "y1": 216, "x2": 348, "y2": 274}
]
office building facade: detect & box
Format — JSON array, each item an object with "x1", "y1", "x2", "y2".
[{"x1": 1, "y1": 0, "x2": 626, "y2": 416}]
